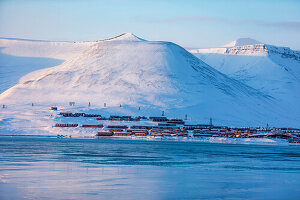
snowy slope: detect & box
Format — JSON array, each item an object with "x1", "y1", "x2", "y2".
[
  {"x1": 189, "y1": 39, "x2": 300, "y2": 115},
  {"x1": 0, "y1": 37, "x2": 96, "y2": 60},
  {"x1": 0, "y1": 33, "x2": 143, "y2": 94},
  {"x1": 0, "y1": 37, "x2": 96, "y2": 93}
]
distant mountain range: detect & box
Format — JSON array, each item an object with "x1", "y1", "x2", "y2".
[{"x1": 189, "y1": 38, "x2": 300, "y2": 121}]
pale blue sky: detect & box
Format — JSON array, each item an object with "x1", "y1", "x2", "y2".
[{"x1": 0, "y1": 0, "x2": 300, "y2": 49}]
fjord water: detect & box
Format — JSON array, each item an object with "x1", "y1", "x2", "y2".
[{"x1": 0, "y1": 136, "x2": 299, "y2": 200}]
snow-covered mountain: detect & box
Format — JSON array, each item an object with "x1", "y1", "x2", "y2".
[
  {"x1": 0, "y1": 34, "x2": 149, "y2": 93},
  {"x1": 189, "y1": 38, "x2": 266, "y2": 56},
  {"x1": 1, "y1": 33, "x2": 289, "y2": 126},
  {"x1": 0, "y1": 34, "x2": 299, "y2": 127},
  {"x1": 189, "y1": 38, "x2": 300, "y2": 118},
  {"x1": 223, "y1": 38, "x2": 262, "y2": 48}
]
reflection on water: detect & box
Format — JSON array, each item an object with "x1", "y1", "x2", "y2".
[{"x1": 0, "y1": 136, "x2": 299, "y2": 199}]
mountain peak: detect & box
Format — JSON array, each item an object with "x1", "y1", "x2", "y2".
[
  {"x1": 223, "y1": 38, "x2": 262, "y2": 47},
  {"x1": 105, "y1": 33, "x2": 146, "y2": 42}
]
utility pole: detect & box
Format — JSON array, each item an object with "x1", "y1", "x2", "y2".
[
  {"x1": 185, "y1": 114, "x2": 187, "y2": 120},
  {"x1": 266, "y1": 123, "x2": 270, "y2": 131},
  {"x1": 209, "y1": 117, "x2": 213, "y2": 127}
]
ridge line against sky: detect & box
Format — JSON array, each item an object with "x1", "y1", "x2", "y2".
[{"x1": 0, "y1": 0, "x2": 299, "y2": 49}]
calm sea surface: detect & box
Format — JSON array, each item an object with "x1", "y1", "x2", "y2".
[{"x1": 0, "y1": 135, "x2": 299, "y2": 200}]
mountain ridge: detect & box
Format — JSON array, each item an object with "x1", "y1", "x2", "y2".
[
  {"x1": 189, "y1": 38, "x2": 300, "y2": 123},
  {"x1": 223, "y1": 38, "x2": 262, "y2": 47}
]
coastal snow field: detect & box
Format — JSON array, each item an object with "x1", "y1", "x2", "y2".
[{"x1": 0, "y1": 34, "x2": 300, "y2": 137}]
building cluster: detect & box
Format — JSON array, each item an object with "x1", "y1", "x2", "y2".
[{"x1": 54, "y1": 111, "x2": 300, "y2": 142}]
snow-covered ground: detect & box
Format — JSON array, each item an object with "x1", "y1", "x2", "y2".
[
  {"x1": 0, "y1": 34, "x2": 300, "y2": 138},
  {"x1": 0, "y1": 103, "x2": 291, "y2": 146},
  {"x1": 189, "y1": 38, "x2": 300, "y2": 126}
]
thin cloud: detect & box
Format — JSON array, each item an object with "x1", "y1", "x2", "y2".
[
  {"x1": 147, "y1": 16, "x2": 220, "y2": 23},
  {"x1": 148, "y1": 16, "x2": 300, "y2": 31},
  {"x1": 263, "y1": 21, "x2": 300, "y2": 31}
]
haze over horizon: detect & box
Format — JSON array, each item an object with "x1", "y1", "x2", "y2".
[{"x1": 0, "y1": 0, "x2": 300, "y2": 50}]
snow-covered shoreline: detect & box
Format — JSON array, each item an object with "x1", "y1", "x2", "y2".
[{"x1": 0, "y1": 133, "x2": 291, "y2": 146}]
